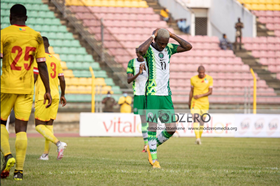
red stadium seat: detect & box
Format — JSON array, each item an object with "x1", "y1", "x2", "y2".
[{"x1": 243, "y1": 37, "x2": 253, "y2": 43}]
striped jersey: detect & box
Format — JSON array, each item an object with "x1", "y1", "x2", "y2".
[
  {"x1": 127, "y1": 58, "x2": 148, "y2": 96},
  {"x1": 144, "y1": 43, "x2": 178, "y2": 96}
]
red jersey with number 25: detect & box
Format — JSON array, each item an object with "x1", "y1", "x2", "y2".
[
  {"x1": 34, "y1": 53, "x2": 63, "y2": 101},
  {"x1": 1, "y1": 25, "x2": 46, "y2": 94}
]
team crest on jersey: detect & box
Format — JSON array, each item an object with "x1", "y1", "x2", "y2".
[
  {"x1": 19, "y1": 28, "x2": 26, "y2": 31},
  {"x1": 205, "y1": 78, "x2": 208, "y2": 83},
  {"x1": 158, "y1": 52, "x2": 164, "y2": 58}
]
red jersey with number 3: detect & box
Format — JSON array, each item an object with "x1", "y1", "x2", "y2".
[
  {"x1": 34, "y1": 53, "x2": 63, "y2": 101},
  {"x1": 1, "y1": 25, "x2": 46, "y2": 94}
]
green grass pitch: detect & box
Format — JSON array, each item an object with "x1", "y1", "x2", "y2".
[{"x1": 1, "y1": 137, "x2": 280, "y2": 185}]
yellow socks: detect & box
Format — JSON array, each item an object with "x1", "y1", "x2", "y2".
[
  {"x1": 36, "y1": 125, "x2": 58, "y2": 144},
  {"x1": 193, "y1": 122, "x2": 200, "y2": 139},
  {"x1": 44, "y1": 125, "x2": 54, "y2": 154},
  {"x1": 199, "y1": 126, "x2": 204, "y2": 138},
  {"x1": 15, "y1": 132, "x2": 27, "y2": 170},
  {"x1": 1, "y1": 124, "x2": 11, "y2": 156}
]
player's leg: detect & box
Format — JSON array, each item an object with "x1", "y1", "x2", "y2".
[
  {"x1": 37, "y1": 119, "x2": 50, "y2": 161},
  {"x1": 191, "y1": 100, "x2": 201, "y2": 142},
  {"x1": 14, "y1": 119, "x2": 28, "y2": 180},
  {"x1": 35, "y1": 100, "x2": 59, "y2": 145},
  {"x1": 147, "y1": 121, "x2": 157, "y2": 165},
  {"x1": 146, "y1": 96, "x2": 160, "y2": 167},
  {"x1": 35, "y1": 120, "x2": 59, "y2": 147},
  {"x1": 156, "y1": 96, "x2": 176, "y2": 147},
  {"x1": 136, "y1": 95, "x2": 148, "y2": 152},
  {"x1": 35, "y1": 99, "x2": 67, "y2": 160},
  {"x1": 140, "y1": 115, "x2": 148, "y2": 152},
  {"x1": 1, "y1": 94, "x2": 16, "y2": 178},
  {"x1": 133, "y1": 95, "x2": 148, "y2": 152},
  {"x1": 13, "y1": 94, "x2": 34, "y2": 180},
  {"x1": 198, "y1": 103, "x2": 209, "y2": 143}
]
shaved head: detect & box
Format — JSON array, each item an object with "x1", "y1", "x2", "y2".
[
  {"x1": 157, "y1": 28, "x2": 170, "y2": 39},
  {"x1": 198, "y1": 65, "x2": 206, "y2": 78},
  {"x1": 10, "y1": 4, "x2": 27, "y2": 25},
  {"x1": 198, "y1": 65, "x2": 205, "y2": 71}
]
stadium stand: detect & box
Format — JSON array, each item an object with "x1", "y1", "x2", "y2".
[
  {"x1": 67, "y1": 0, "x2": 280, "y2": 104},
  {"x1": 237, "y1": 0, "x2": 280, "y2": 82},
  {"x1": 1, "y1": 0, "x2": 279, "y2": 108},
  {"x1": 0, "y1": 0, "x2": 123, "y2": 103},
  {"x1": 237, "y1": 0, "x2": 280, "y2": 11}
]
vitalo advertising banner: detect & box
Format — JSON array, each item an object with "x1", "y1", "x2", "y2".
[{"x1": 80, "y1": 113, "x2": 280, "y2": 138}]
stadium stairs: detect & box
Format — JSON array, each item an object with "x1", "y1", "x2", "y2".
[
  {"x1": 234, "y1": 0, "x2": 280, "y2": 96},
  {"x1": 145, "y1": 0, "x2": 186, "y2": 35}
]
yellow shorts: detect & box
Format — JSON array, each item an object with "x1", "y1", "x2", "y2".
[
  {"x1": 191, "y1": 100, "x2": 209, "y2": 115},
  {"x1": 1, "y1": 93, "x2": 33, "y2": 121},
  {"x1": 35, "y1": 99, "x2": 59, "y2": 121}
]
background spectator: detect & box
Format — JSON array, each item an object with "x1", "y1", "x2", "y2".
[
  {"x1": 235, "y1": 17, "x2": 244, "y2": 50},
  {"x1": 160, "y1": 8, "x2": 170, "y2": 22},
  {"x1": 177, "y1": 19, "x2": 190, "y2": 34},
  {"x1": 219, "y1": 34, "x2": 233, "y2": 50},
  {"x1": 102, "y1": 91, "x2": 117, "y2": 113},
  {"x1": 118, "y1": 92, "x2": 132, "y2": 113}
]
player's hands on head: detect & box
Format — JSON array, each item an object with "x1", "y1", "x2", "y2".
[
  {"x1": 165, "y1": 29, "x2": 173, "y2": 38},
  {"x1": 152, "y1": 28, "x2": 160, "y2": 37},
  {"x1": 44, "y1": 92, "x2": 52, "y2": 108},
  {"x1": 60, "y1": 96, "x2": 67, "y2": 107}
]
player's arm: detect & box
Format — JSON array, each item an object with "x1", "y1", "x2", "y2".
[
  {"x1": 38, "y1": 62, "x2": 52, "y2": 108},
  {"x1": 59, "y1": 76, "x2": 67, "y2": 107},
  {"x1": 194, "y1": 77, "x2": 213, "y2": 99},
  {"x1": 127, "y1": 64, "x2": 145, "y2": 84},
  {"x1": 189, "y1": 87, "x2": 194, "y2": 109},
  {"x1": 169, "y1": 31, "x2": 192, "y2": 53},
  {"x1": 194, "y1": 88, "x2": 213, "y2": 99},
  {"x1": 138, "y1": 29, "x2": 159, "y2": 56},
  {"x1": 37, "y1": 35, "x2": 52, "y2": 108}
]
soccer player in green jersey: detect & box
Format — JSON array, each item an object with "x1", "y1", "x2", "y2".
[
  {"x1": 138, "y1": 28, "x2": 192, "y2": 168},
  {"x1": 127, "y1": 48, "x2": 149, "y2": 152}
]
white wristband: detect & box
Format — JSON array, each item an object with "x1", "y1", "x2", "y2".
[{"x1": 151, "y1": 35, "x2": 155, "y2": 39}]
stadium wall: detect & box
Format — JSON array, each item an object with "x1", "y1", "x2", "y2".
[
  {"x1": 209, "y1": 0, "x2": 256, "y2": 42},
  {"x1": 80, "y1": 113, "x2": 280, "y2": 138}
]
